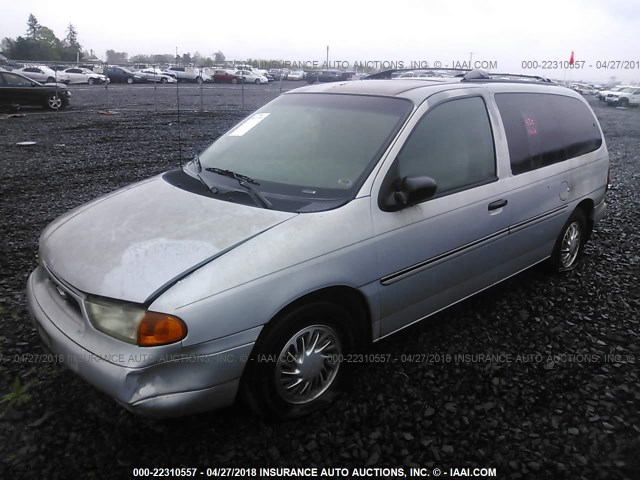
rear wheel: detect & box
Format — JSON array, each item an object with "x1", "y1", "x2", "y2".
[
  {"x1": 549, "y1": 209, "x2": 586, "y2": 272},
  {"x1": 45, "y1": 93, "x2": 63, "y2": 111},
  {"x1": 242, "y1": 302, "x2": 355, "y2": 420}
]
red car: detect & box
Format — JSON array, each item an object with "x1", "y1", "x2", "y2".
[{"x1": 212, "y1": 69, "x2": 241, "y2": 84}]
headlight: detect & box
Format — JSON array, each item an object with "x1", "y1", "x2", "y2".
[{"x1": 85, "y1": 297, "x2": 187, "y2": 347}]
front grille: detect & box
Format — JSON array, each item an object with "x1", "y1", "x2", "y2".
[{"x1": 43, "y1": 267, "x2": 84, "y2": 320}]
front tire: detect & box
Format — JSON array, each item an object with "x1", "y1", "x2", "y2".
[
  {"x1": 46, "y1": 77, "x2": 55, "y2": 83},
  {"x1": 196, "y1": 76, "x2": 203, "y2": 84},
  {"x1": 45, "y1": 93, "x2": 63, "y2": 111},
  {"x1": 619, "y1": 98, "x2": 629, "y2": 107},
  {"x1": 126, "y1": 77, "x2": 134, "y2": 84},
  {"x1": 549, "y1": 209, "x2": 586, "y2": 272},
  {"x1": 242, "y1": 302, "x2": 355, "y2": 420},
  {"x1": 254, "y1": 78, "x2": 260, "y2": 85},
  {"x1": 231, "y1": 78, "x2": 238, "y2": 84},
  {"x1": 87, "y1": 78, "x2": 95, "y2": 85}
]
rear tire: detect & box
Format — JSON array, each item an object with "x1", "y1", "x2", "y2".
[
  {"x1": 548, "y1": 209, "x2": 586, "y2": 272},
  {"x1": 241, "y1": 302, "x2": 355, "y2": 420}
]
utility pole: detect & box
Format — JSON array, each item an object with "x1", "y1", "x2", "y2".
[{"x1": 326, "y1": 45, "x2": 329, "y2": 68}]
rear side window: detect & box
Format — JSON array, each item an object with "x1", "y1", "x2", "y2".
[
  {"x1": 397, "y1": 96, "x2": 496, "y2": 195},
  {"x1": 495, "y1": 93, "x2": 602, "y2": 174}
]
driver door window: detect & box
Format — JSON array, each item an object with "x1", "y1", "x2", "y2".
[{"x1": 396, "y1": 96, "x2": 496, "y2": 196}]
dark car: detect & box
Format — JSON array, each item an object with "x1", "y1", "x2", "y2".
[
  {"x1": 104, "y1": 66, "x2": 143, "y2": 84},
  {"x1": 268, "y1": 68, "x2": 289, "y2": 80},
  {"x1": 212, "y1": 69, "x2": 241, "y2": 84},
  {"x1": 306, "y1": 70, "x2": 354, "y2": 84},
  {"x1": 0, "y1": 71, "x2": 71, "y2": 110}
]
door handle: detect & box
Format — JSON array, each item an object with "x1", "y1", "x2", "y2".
[{"x1": 488, "y1": 199, "x2": 508, "y2": 211}]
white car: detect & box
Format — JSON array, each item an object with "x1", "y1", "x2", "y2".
[
  {"x1": 14, "y1": 66, "x2": 68, "y2": 84},
  {"x1": 63, "y1": 67, "x2": 109, "y2": 85},
  {"x1": 597, "y1": 85, "x2": 628, "y2": 102},
  {"x1": 234, "y1": 70, "x2": 268, "y2": 84},
  {"x1": 135, "y1": 68, "x2": 177, "y2": 83},
  {"x1": 605, "y1": 86, "x2": 640, "y2": 107},
  {"x1": 164, "y1": 67, "x2": 211, "y2": 84},
  {"x1": 286, "y1": 70, "x2": 304, "y2": 81}
]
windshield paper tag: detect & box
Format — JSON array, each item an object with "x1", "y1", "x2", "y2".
[{"x1": 229, "y1": 113, "x2": 270, "y2": 136}]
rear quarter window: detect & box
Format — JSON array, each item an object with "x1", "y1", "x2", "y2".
[{"x1": 495, "y1": 93, "x2": 602, "y2": 174}]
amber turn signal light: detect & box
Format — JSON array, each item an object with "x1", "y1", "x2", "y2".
[{"x1": 137, "y1": 312, "x2": 187, "y2": 347}]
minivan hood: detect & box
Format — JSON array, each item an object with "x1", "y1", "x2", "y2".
[{"x1": 40, "y1": 175, "x2": 296, "y2": 303}]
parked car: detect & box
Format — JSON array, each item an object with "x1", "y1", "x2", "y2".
[
  {"x1": 27, "y1": 70, "x2": 608, "y2": 420},
  {"x1": 286, "y1": 70, "x2": 304, "y2": 80},
  {"x1": 596, "y1": 85, "x2": 626, "y2": 102},
  {"x1": 233, "y1": 65, "x2": 268, "y2": 76},
  {"x1": 63, "y1": 67, "x2": 109, "y2": 85},
  {"x1": 0, "y1": 71, "x2": 71, "y2": 110},
  {"x1": 135, "y1": 68, "x2": 177, "y2": 84},
  {"x1": 233, "y1": 70, "x2": 268, "y2": 84},
  {"x1": 605, "y1": 86, "x2": 640, "y2": 107},
  {"x1": 212, "y1": 69, "x2": 242, "y2": 84},
  {"x1": 268, "y1": 68, "x2": 289, "y2": 80},
  {"x1": 105, "y1": 66, "x2": 144, "y2": 84},
  {"x1": 164, "y1": 67, "x2": 210, "y2": 84},
  {"x1": 13, "y1": 65, "x2": 68, "y2": 84},
  {"x1": 306, "y1": 70, "x2": 354, "y2": 84}
]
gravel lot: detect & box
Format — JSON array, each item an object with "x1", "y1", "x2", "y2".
[{"x1": 0, "y1": 83, "x2": 638, "y2": 480}]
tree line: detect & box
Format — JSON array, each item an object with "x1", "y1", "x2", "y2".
[
  {"x1": 1, "y1": 14, "x2": 88, "y2": 62},
  {"x1": 0, "y1": 14, "x2": 235, "y2": 68}
]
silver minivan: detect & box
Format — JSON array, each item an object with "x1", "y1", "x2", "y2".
[{"x1": 27, "y1": 70, "x2": 609, "y2": 419}]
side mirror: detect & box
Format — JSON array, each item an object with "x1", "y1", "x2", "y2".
[{"x1": 381, "y1": 176, "x2": 438, "y2": 211}]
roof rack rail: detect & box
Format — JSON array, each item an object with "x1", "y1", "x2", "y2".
[
  {"x1": 461, "y1": 69, "x2": 555, "y2": 83},
  {"x1": 364, "y1": 68, "x2": 470, "y2": 80}
]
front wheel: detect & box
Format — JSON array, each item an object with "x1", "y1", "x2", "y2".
[
  {"x1": 254, "y1": 78, "x2": 260, "y2": 85},
  {"x1": 45, "y1": 93, "x2": 63, "y2": 111},
  {"x1": 46, "y1": 77, "x2": 55, "y2": 83},
  {"x1": 231, "y1": 78, "x2": 238, "y2": 84},
  {"x1": 242, "y1": 302, "x2": 355, "y2": 420},
  {"x1": 548, "y1": 209, "x2": 586, "y2": 272},
  {"x1": 160, "y1": 77, "x2": 168, "y2": 84},
  {"x1": 619, "y1": 98, "x2": 629, "y2": 107},
  {"x1": 87, "y1": 78, "x2": 95, "y2": 85},
  {"x1": 196, "y1": 76, "x2": 203, "y2": 84},
  {"x1": 126, "y1": 77, "x2": 134, "y2": 84}
]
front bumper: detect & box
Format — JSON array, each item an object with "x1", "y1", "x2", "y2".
[{"x1": 26, "y1": 266, "x2": 257, "y2": 418}]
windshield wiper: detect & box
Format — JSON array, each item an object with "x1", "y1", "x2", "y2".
[
  {"x1": 191, "y1": 155, "x2": 212, "y2": 191},
  {"x1": 205, "y1": 167, "x2": 259, "y2": 185},
  {"x1": 205, "y1": 167, "x2": 272, "y2": 209}
]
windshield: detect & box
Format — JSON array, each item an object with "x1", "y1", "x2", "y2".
[
  {"x1": 196, "y1": 93, "x2": 412, "y2": 212},
  {"x1": 621, "y1": 87, "x2": 635, "y2": 93}
]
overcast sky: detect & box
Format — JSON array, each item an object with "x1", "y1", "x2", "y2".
[{"x1": 2, "y1": 0, "x2": 639, "y2": 82}]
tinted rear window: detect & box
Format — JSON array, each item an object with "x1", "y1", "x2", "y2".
[{"x1": 495, "y1": 93, "x2": 602, "y2": 174}]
